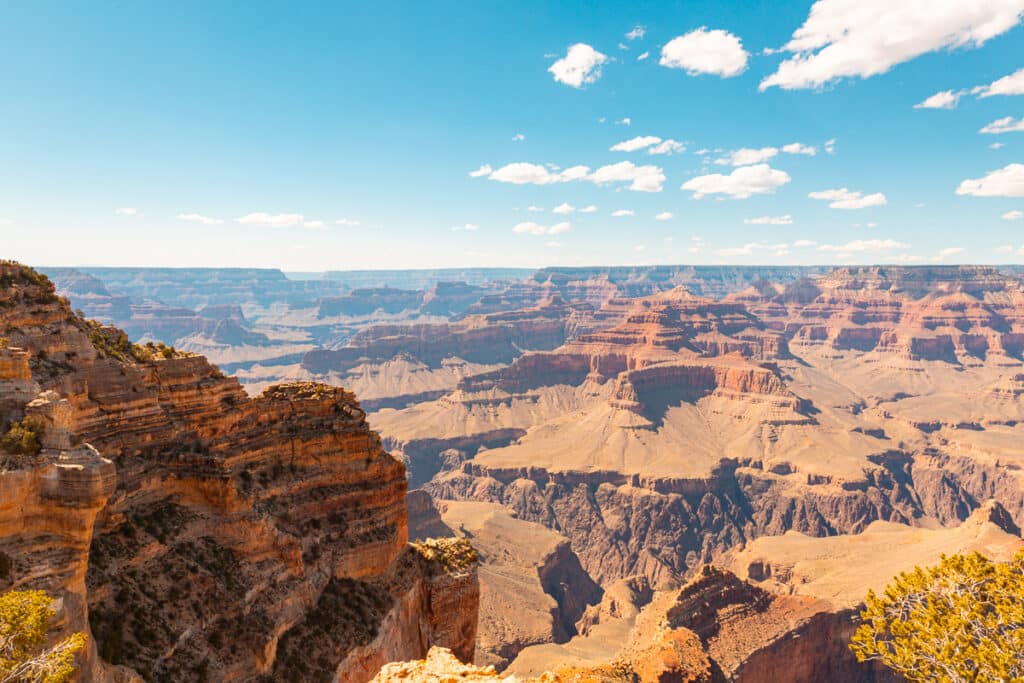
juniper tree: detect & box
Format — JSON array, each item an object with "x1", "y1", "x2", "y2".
[
  {"x1": 850, "y1": 551, "x2": 1024, "y2": 683},
  {"x1": 0, "y1": 590, "x2": 86, "y2": 683}
]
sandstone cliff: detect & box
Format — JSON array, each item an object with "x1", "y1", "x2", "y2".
[{"x1": 0, "y1": 262, "x2": 479, "y2": 682}]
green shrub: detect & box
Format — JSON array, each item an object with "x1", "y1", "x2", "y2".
[
  {"x1": 1, "y1": 415, "x2": 47, "y2": 456},
  {"x1": 851, "y1": 551, "x2": 1024, "y2": 682}
]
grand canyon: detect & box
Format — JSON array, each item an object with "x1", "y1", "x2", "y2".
[
  {"x1": 2, "y1": 260, "x2": 1022, "y2": 681},
  {"x1": 5, "y1": 2, "x2": 1024, "y2": 680}
]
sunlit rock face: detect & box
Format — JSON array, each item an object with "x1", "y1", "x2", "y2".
[{"x1": 0, "y1": 263, "x2": 478, "y2": 682}]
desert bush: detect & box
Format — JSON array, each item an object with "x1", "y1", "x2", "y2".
[
  {"x1": 0, "y1": 589, "x2": 86, "y2": 683},
  {"x1": 851, "y1": 551, "x2": 1024, "y2": 682},
  {"x1": 1, "y1": 415, "x2": 47, "y2": 457}
]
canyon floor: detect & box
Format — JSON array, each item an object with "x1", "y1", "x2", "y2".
[{"x1": 7, "y1": 262, "x2": 1024, "y2": 681}]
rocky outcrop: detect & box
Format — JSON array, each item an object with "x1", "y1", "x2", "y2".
[
  {"x1": 748, "y1": 265, "x2": 1024, "y2": 362},
  {"x1": 428, "y1": 457, "x2": 919, "y2": 590},
  {"x1": 715, "y1": 503, "x2": 1023, "y2": 681},
  {"x1": 420, "y1": 282, "x2": 490, "y2": 317},
  {"x1": 282, "y1": 540, "x2": 479, "y2": 683},
  {"x1": 372, "y1": 630, "x2": 714, "y2": 682},
  {"x1": 429, "y1": 501, "x2": 601, "y2": 669},
  {"x1": 663, "y1": 566, "x2": 896, "y2": 682},
  {"x1": 318, "y1": 288, "x2": 425, "y2": 318},
  {"x1": 0, "y1": 263, "x2": 480, "y2": 682},
  {"x1": 304, "y1": 297, "x2": 571, "y2": 375}
]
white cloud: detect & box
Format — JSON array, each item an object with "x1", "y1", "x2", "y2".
[
  {"x1": 980, "y1": 116, "x2": 1024, "y2": 134},
  {"x1": 303, "y1": 220, "x2": 325, "y2": 229},
  {"x1": 512, "y1": 133, "x2": 525, "y2": 141},
  {"x1": 634, "y1": 245, "x2": 646, "y2": 252},
  {"x1": 527, "y1": 205, "x2": 545, "y2": 212},
  {"x1": 718, "y1": 147, "x2": 778, "y2": 166},
  {"x1": 626, "y1": 25, "x2": 646, "y2": 40},
  {"x1": 236, "y1": 212, "x2": 305, "y2": 227},
  {"x1": 744, "y1": 214, "x2": 793, "y2": 225},
  {"x1": 177, "y1": 213, "x2": 224, "y2": 225},
  {"x1": 513, "y1": 221, "x2": 571, "y2": 235},
  {"x1": 884, "y1": 254, "x2": 928, "y2": 264},
  {"x1": 485, "y1": 161, "x2": 663, "y2": 192},
  {"x1": 956, "y1": 164, "x2": 1024, "y2": 197},
  {"x1": 817, "y1": 239, "x2": 909, "y2": 252},
  {"x1": 647, "y1": 139, "x2": 686, "y2": 155},
  {"x1": 995, "y1": 244, "x2": 1018, "y2": 254},
  {"x1": 793, "y1": 239, "x2": 817, "y2": 248},
  {"x1": 682, "y1": 164, "x2": 791, "y2": 199},
  {"x1": 610, "y1": 135, "x2": 684, "y2": 154},
  {"x1": 452, "y1": 223, "x2": 480, "y2": 231},
  {"x1": 546, "y1": 241, "x2": 562, "y2": 248},
  {"x1": 618, "y1": 42, "x2": 629, "y2": 51},
  {"x1": 717, "y1": 241, "x2": 792, "y2": 257},
  {"x1": 655, "y1": 211, "x2": 673, "y2": 221},
  {"x1": 548, "y1": 43, "x2": 609, "y2": 88},
  {"x1": 115, "y1": 207, "x2": 139, "y2": 216},
  {"x1": 1003, "y1": 210, "x2": 1024, "y2": 220},
  {"x1": 513, "y1": 222, "x2": 548, "y2": 235},
  {"x1": 637, "y1": 51, "x2": 650, "y2": 61},
  {"x1": 934, "y1": 246, "x2": 965, "y2": 260},
  {"x1": 487, "y1": 162, "x2": 588, "y2": 185},
  {"x1": 760, "y1": 0, "x2": 1024, "y2": 91},
  {"x1": 611, "y1": 136, "x2": 684, "y2": 155},
  {"x1": 808, "y1": 188, "x2": 888, "y2": 209},
  {"x1": 552, "y1": 203, "x2": 575, "y2": 214},
  {"x1": 469, "y1": 164, "x2": 493, "y2": 178},
  {"x1": 660, "y1": 27, "x2": 749, "y2": 77},
  {"x1": 914, "y1": 89, "x2": 963, "y2": 109},
  {"x1": 611, "y1": 135, "x2": 663, "y2": 152},
  {"x1": 991, "y1": 142, "x2": 1006, "y2": 150},
  {"x1": 579, "y1": 205, "x2": 598, "y2": 213},
  {"x1": 718, "y1": 143, "x2": 815, "y2": 165},
  {"x1": 695, "y1": 148, "x2": 710, "y2": 156},
  {"x1": 336, "y1": 218, "x2": 361, "y2": 226},
  {"x1": 782, "y1": 142, "x2": 816, "y2": 156},
  {"x1": 617, "y1": 117, "x2": 632, "y2": 126},
  {"x1": 611, "y1": 209, "x2": 635, "y2": 217},
  {"x1": 977, "y1": 67, "x2": 1024, "y2": 97},
  {"x1": 588, "y1": 161, "x2": 665, "y2": 192},
  {"x1": 824, "y1": 138, "x2": 836, "y2": 154},
  {"x1": 913, "y1": 69, "x2": 1024, "y2": 110}
]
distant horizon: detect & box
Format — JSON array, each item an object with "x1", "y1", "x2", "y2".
[{"x1": 30, "y1": 261, "x2": 1024, "y2": 276}]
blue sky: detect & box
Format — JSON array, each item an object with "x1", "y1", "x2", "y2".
[{"x1": 2, "y1": 1, "x2": 1023, "y2": 270}]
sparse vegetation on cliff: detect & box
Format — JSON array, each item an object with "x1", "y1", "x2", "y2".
[
  {"x1": 1, "y1": 415, "x2": 46, "y2": 458},
  {"x1": 84, "y1": 320, "x2": 185, "y2": 362},
  {"x1": 0, "y1": 262, "x2": 60, "y2": 306},
  {"x1": 413, "y1": 538, "x2": 479, "y2": 574},
  {"x1": 0, "y1": 589, "x2": 86, "y2": 683},
  {"x1": 262, "y1": 381, "x2": 339, "y2": 401},
  {"x1": 851, "y1": 551, "x2": 1024, "y2": 683}
]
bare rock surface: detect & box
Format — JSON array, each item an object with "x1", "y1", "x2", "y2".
[{"x1": 0, "y1": 263, "x2": 479, "y2": 682}]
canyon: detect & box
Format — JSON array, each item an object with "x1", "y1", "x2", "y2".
[{"x1": 6, "y1": 261, "x2": 1024, "y2": 681}]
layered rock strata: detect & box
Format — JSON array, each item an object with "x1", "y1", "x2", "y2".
[{"x1": 0, "y1": 263, "x2": 478, "y2": 682}]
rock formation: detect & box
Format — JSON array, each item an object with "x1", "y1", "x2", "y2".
[
  {"x1": 26, "y1": 262, "x2": 1024, "y2": 681},
  {"x1": 0, "y1": 263, "x2": 479, "y2": 682}
]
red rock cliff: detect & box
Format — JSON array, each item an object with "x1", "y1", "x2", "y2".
[{"x1": 0, "y1": 263, "x2": 479, "y2": 682}]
